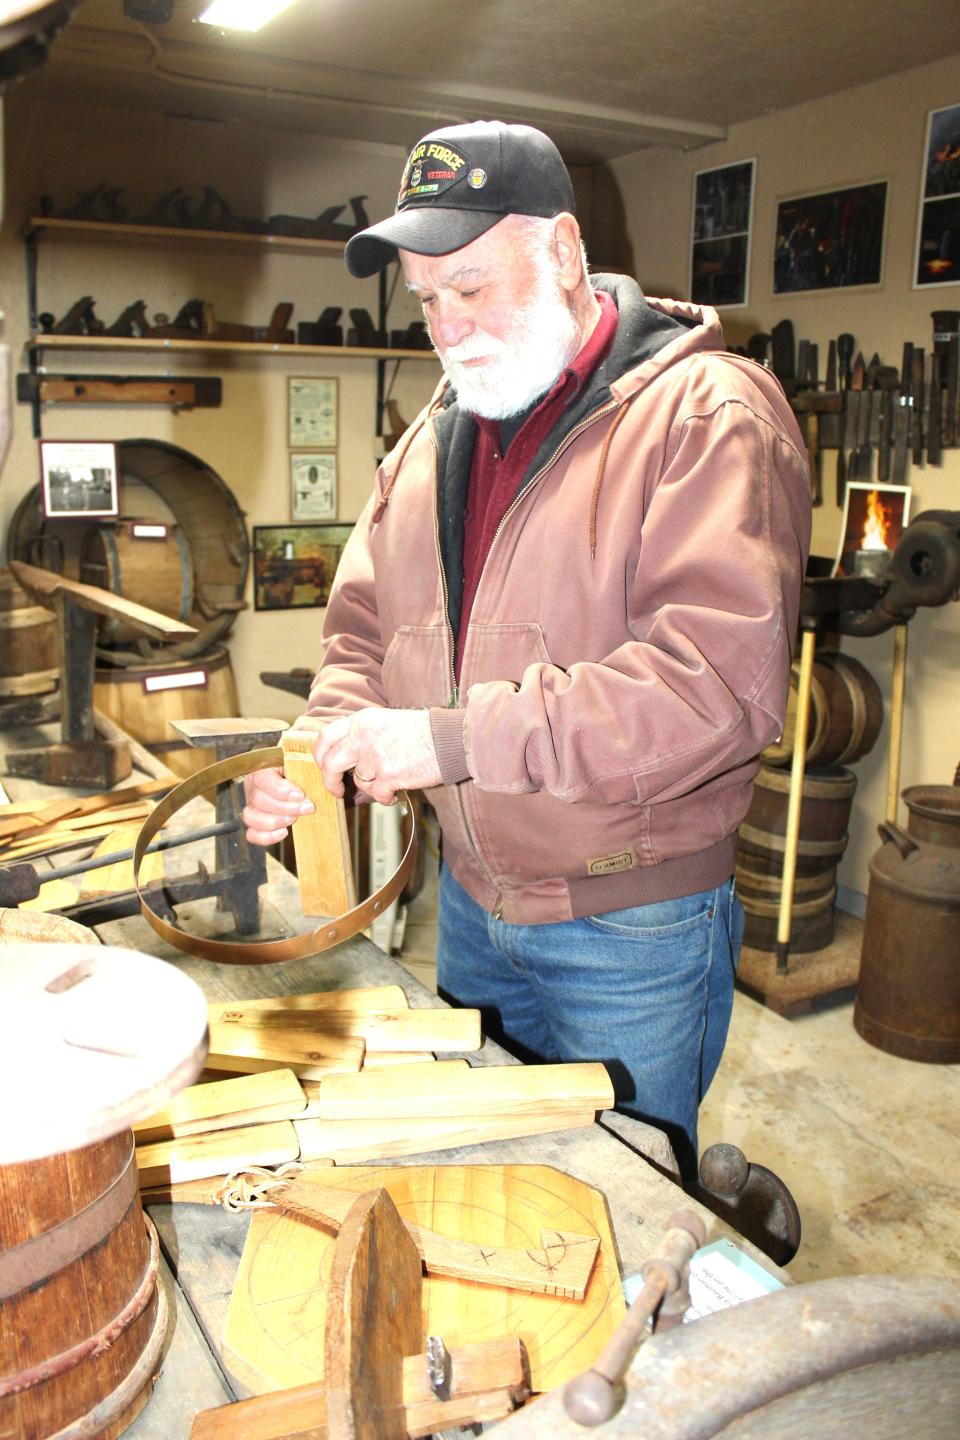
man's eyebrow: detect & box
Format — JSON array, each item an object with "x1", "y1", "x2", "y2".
[{"x1": 406, "y1": 265, "x2": 490, "y2": 293}]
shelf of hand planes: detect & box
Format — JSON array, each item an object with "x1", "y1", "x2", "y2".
[{"x1": 23, "y1": 216, "x2": 440, "y2": 363}]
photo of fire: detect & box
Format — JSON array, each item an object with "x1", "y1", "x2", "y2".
[{"x1": 833, "y1": 481, "x2": 911, "y2": 578}]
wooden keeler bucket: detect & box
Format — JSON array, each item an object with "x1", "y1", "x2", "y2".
[{"x1": 0, "y1": 937, "x2": 208, "y2": 1440}]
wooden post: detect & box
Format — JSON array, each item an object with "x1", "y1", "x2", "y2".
[
  {"x1": 885, "y1": 623, "x2": 908, "y2": 825},
  {"x1": 775, "y1": 626, "x2": 816, "y2": 974}
]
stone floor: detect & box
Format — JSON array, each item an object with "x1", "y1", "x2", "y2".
[{"x1": 394, "y1": 830, "x2": 960, "y2": 1285}]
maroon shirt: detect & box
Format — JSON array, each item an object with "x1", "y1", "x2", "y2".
[{"x1": 456, "y1": 290, "x2": 618, "y2": 677}]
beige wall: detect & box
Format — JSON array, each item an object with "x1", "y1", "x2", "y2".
[
  {"x1": 610, "y1": 54, "x2": 960, "y2": 901},
  {"x1": 0, "y1": 90, "x2": 440, "y2": 725}
]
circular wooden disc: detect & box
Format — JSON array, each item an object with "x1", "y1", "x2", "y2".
[{"x1": 0, "y1": 942, "x2": 208, "y2": 1164}]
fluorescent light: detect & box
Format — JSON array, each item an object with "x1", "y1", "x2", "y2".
[{"x1": 199, "y1": 0, "x2": 297, "y2": 31}]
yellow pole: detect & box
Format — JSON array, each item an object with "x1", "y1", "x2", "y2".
[
  {"x1": 885, "y1": 623, "x2": 908, "y2": 824},
  {"x1": 776, "y1": 626, "x2": 817, "y2": 974}
]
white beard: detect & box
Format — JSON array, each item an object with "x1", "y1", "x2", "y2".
[{"x1": 437, "y1": 254, "x2": 582, "y2": 420}]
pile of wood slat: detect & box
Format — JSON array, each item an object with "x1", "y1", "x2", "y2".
[
  {"x1": 137, "y1": 985, "x2": 615, "y2": 1197},
  {"x1": 0, "y1": 779, "x2": 169, "y2": 910}
]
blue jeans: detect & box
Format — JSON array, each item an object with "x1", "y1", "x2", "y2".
[{"x1": 437, "y1": 864, "x2": 744, "y2": 1181}]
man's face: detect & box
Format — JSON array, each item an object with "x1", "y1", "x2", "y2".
[{"x1": 400, "y1": 216, "x2": 580, "y2": 420}]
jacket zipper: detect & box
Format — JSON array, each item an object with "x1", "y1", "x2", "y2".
[{"x1": 428, "y1": 398, "x2": 620, "y2": 914}]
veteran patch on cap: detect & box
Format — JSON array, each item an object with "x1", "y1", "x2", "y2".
[{"x1": 344, "y1": 120, "x2": 575, "y2": 278}]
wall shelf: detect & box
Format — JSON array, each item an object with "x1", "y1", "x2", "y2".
[
  {"x1": 27, "y1": 335, "x2": 438, "y2": 362},
  {"x1": 25, "y1": 217, "x2": 355, "y2": 257}
]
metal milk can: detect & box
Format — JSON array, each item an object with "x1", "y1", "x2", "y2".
[{"x1": 854, "y1": 785, "x2": 960, "y2": 1062}]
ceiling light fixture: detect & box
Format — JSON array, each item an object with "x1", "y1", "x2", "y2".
[{"x1": 198, "y1": 0, "x2": 297, "y2": 32}]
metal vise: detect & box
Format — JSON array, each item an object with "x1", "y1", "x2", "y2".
[{"x1": 839, "y1": 508, "x2": 960, "y2": 636}]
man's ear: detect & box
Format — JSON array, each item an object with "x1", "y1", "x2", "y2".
[{"x1": 552, "y1": 213, "x2": 586, "y2": 292}]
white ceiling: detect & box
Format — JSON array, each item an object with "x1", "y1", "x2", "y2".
[{"x1": 14, "y1": 0, "x2": 960, "y2": 162}]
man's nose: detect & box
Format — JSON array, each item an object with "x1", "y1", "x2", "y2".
[{"x1": 433, "y1": 300, "x2": 473, "y2": 349}]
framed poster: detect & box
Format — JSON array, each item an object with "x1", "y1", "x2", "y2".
[
  {"x1": 291, "y1": 452, "x2": 337, "y2": 520},
  {"x1": 253, "y1": 523, "x2": 354, "y2": 611},
  {"x1": 832, "y1": 482, "x2": 911, "y2": 579},
  {"x1": 690, "y1": 158, "x2": 755, "y2": 308},
  {"x1": 39, "y1": 440, "x2": 119, "y2": 518},
  {"x1": 773, "y1": 181, "x2": 888, "y2": 294},
  {"x1": 913, "y1": 102, "x2": 960, "y2": 288},
  {"x1": 288, "y1": 376, "x2": 338, "y2": 449}
]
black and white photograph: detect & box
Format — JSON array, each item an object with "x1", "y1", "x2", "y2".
[
  {"x1": 774, "y1": 180, "x2": 888, "y2": 293},
  {"x1": 914, "y1": 102, "x2": 960, "y2": 287},
  {"x1": 39, "y1": 440, "x2": 119, "y2": 518},
  {"x1": 291, "y1": 452, "x2": 337, "y2": 520},
  {"x1": 690, "y1": 159, "x2": 755, "y2": 307}
]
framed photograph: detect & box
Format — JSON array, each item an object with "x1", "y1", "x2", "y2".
[
  {"x1": 253, "y1": 523, "x2": 354, "y2": 611},
  {"x1": 832, "y1": 482, "x2": 911, "y2": 579},
  {"x1": 773, "y1": 181, "x2": 888, "y2": 294},
  {"x1": 288, "y1": 376, "x2": 338, "y2": 449},
  {"x1": 291, "y1": 452, "x2": 337, "y2": 520},
  {"x1": 39, "y1": 440, "x2": 119, "y2": 518},
  {"x1": 913, "y1": 102, "x2": 960, "y2": 288},
  {"x1": 690, "y1": 158, "x2": 755, "y2": 308}
]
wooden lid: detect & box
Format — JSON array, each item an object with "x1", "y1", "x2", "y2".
[{"x1": 0, "y1": 942, "x2": 208, "y2": 1163}]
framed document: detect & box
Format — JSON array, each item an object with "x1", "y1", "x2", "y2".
[
  {"x1": 291, "y1": 452, "x2": 337, "y2": 520},
  {"x1": 39, "y1": 440, "x2": 119, "y2": 518},
  {"x1": 288, "y1": 376, "x2": 338, "y2": 449}
]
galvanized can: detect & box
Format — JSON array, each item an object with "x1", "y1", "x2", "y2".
[{"x1": 854, "y1": 785, "x2": 960, "y2": 1062}]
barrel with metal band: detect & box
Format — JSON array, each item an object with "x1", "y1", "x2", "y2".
[
  {"x1": 737, "y1": 765, "x2": 856, "y2": 953},
  {"x1": 0, "y1": 931, "x2": 208, "y2": 1439},
  {"x1": 133, "y1": 746, "x2": 417, "y2": 964},
  {"x1": 762, "y1": 651, "x2": 883, "y2": 770}
]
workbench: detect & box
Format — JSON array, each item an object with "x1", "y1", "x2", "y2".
[{"x1": 1, "y1": 731, "x2": 789, "y2": 1437}]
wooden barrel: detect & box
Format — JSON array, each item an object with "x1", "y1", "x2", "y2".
[
  {"x1": 0, "y1": 569, "x2": 58, "y2": 697},
  {"x1": 740, "y1": 880, "x2": 838, "y2": 953},
  {"x1": 763, "y1": 653, "x2": 883, "y2": 768},
  {"x1": 80, "y1": 521, "x2": 194, "y2": 643},
  {"x1": 93, "y1": 644, "x2": 239, "y2": 778},
  {"x1": 739, "y1": 765, "x2": 857, "y2": 857},
  {"x1": 0, "y1": 942, "x2": 207, "y2": 1440}
]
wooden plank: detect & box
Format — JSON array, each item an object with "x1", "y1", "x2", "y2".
[
  {"x1": 222, "y1": 1164, "x2": 625, "y2": 1399},
  {"x1": 136, "y1": 1119, "x2": 301, "y2": 1186},
  {"x1": 79, "y1": 822, "x2": 165, "y2": 897},
  {"x1": 9, "y1": 560, "x2": 197, "y2": 639},
  {"x1": 206, "y1": 985, "x2": 407, "y2": 1020},
  {"x1": 20, "y1": 878, "x2": 79, "y2": 911},
  {"x1": 206, "y1": 1027, "x2": 365, "y2": 1081},
  {"x1": 293, "y1": 1109, "x2": 598, "y2": 1164},
  {"x1": 314, "y1": 1062, "x2": 615, "y2": 1121},
  {"x1": 299, "y1": 1061, "x2": 467, "y2": 1118},
  {"x1": 190, "y1": 1385, "x2": 328, "y2": 1439},
  {"x1": 134, "y1": 1069, "x2": 307, "y2": 1142},
  {"x1": 211, "y1": 1006, "x2": 482, "y2": 1054},
  {"x1": 402, "y1": 1337, "x2": 527, "y2": 1436},
  {"x1": 361, "y1": 1051, "x2": 436, "y2": 1068},
  {"x1": 281, "y1": 729, "x2": 355, "y2": 918},
  {"x1": 276, "y1": 1176, "x2": 600, "y2": 1299},
  {"x1": 324, "y1": 1188, "x2": 421, "y2": 1440}
]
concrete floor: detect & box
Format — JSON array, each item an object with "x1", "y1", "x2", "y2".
[{"x1": 394, "y1": 833, "x2": 960, "y2": 1285}]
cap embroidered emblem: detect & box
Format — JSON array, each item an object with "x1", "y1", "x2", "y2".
[{"x1": 467, "y1": 167, "x2": 488, "y2": 189}]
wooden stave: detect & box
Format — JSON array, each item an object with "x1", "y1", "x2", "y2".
[
  {"x1": 0, "y1": 603, "x2": 58, "y2": 685},
  {"x1": 744, "y1": 764, "x2": 857, "y2": 845}
]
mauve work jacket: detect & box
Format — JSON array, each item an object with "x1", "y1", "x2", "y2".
[{"x1": 308, "y1": 276, "x2": 812, "y2": 925}]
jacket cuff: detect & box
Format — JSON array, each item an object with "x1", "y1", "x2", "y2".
[{"x1": 428, "y1": 708, "x2": 470, "y2": 785}]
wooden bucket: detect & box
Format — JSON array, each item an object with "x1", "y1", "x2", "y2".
[
  {"x1": 737, "y1": 866, "x2": 838, "y2": 953},
  {"x1": 80, "y1": 521, "x2": 194, "y2": 643},
  {"x1": 739, "y1": 765, "x2": 856, "y2": 859},
  {"x1": 0, "y1": 941, "x2": 208, "y2": 1440},
  {"x1": 93, "y1": 644, "x2": 239, "y2": 778},
  {"x1": 0, "y1": 569, "x2": 58, "y2": 697},
  {"x1": 763, "y1": 653, "x2": 883, "y2": 768}
]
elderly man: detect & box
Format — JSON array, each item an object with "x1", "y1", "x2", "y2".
[{"x1": 244, "y1": 120, "x2": 811, "y2": 1179}]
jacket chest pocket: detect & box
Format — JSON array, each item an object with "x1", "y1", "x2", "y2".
[{"x1": 381, "y1": 625, "x2": 454, "y2": 709}]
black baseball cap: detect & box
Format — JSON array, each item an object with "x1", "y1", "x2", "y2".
[{"x1": 344, "y1": 120, "x2": 576, "y2": 278}]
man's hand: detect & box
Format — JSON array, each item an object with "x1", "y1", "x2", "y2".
[
  {"x1": 314, "y1": 708, "x2": 442, "y2": 806},
  {"x1": 242, "y1": 766, "x2": 314, "y2": 846}
]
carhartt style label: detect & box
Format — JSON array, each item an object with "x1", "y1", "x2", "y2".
[{"x1": 586, "y1": 849, "x2": 636, "y2": 877}]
